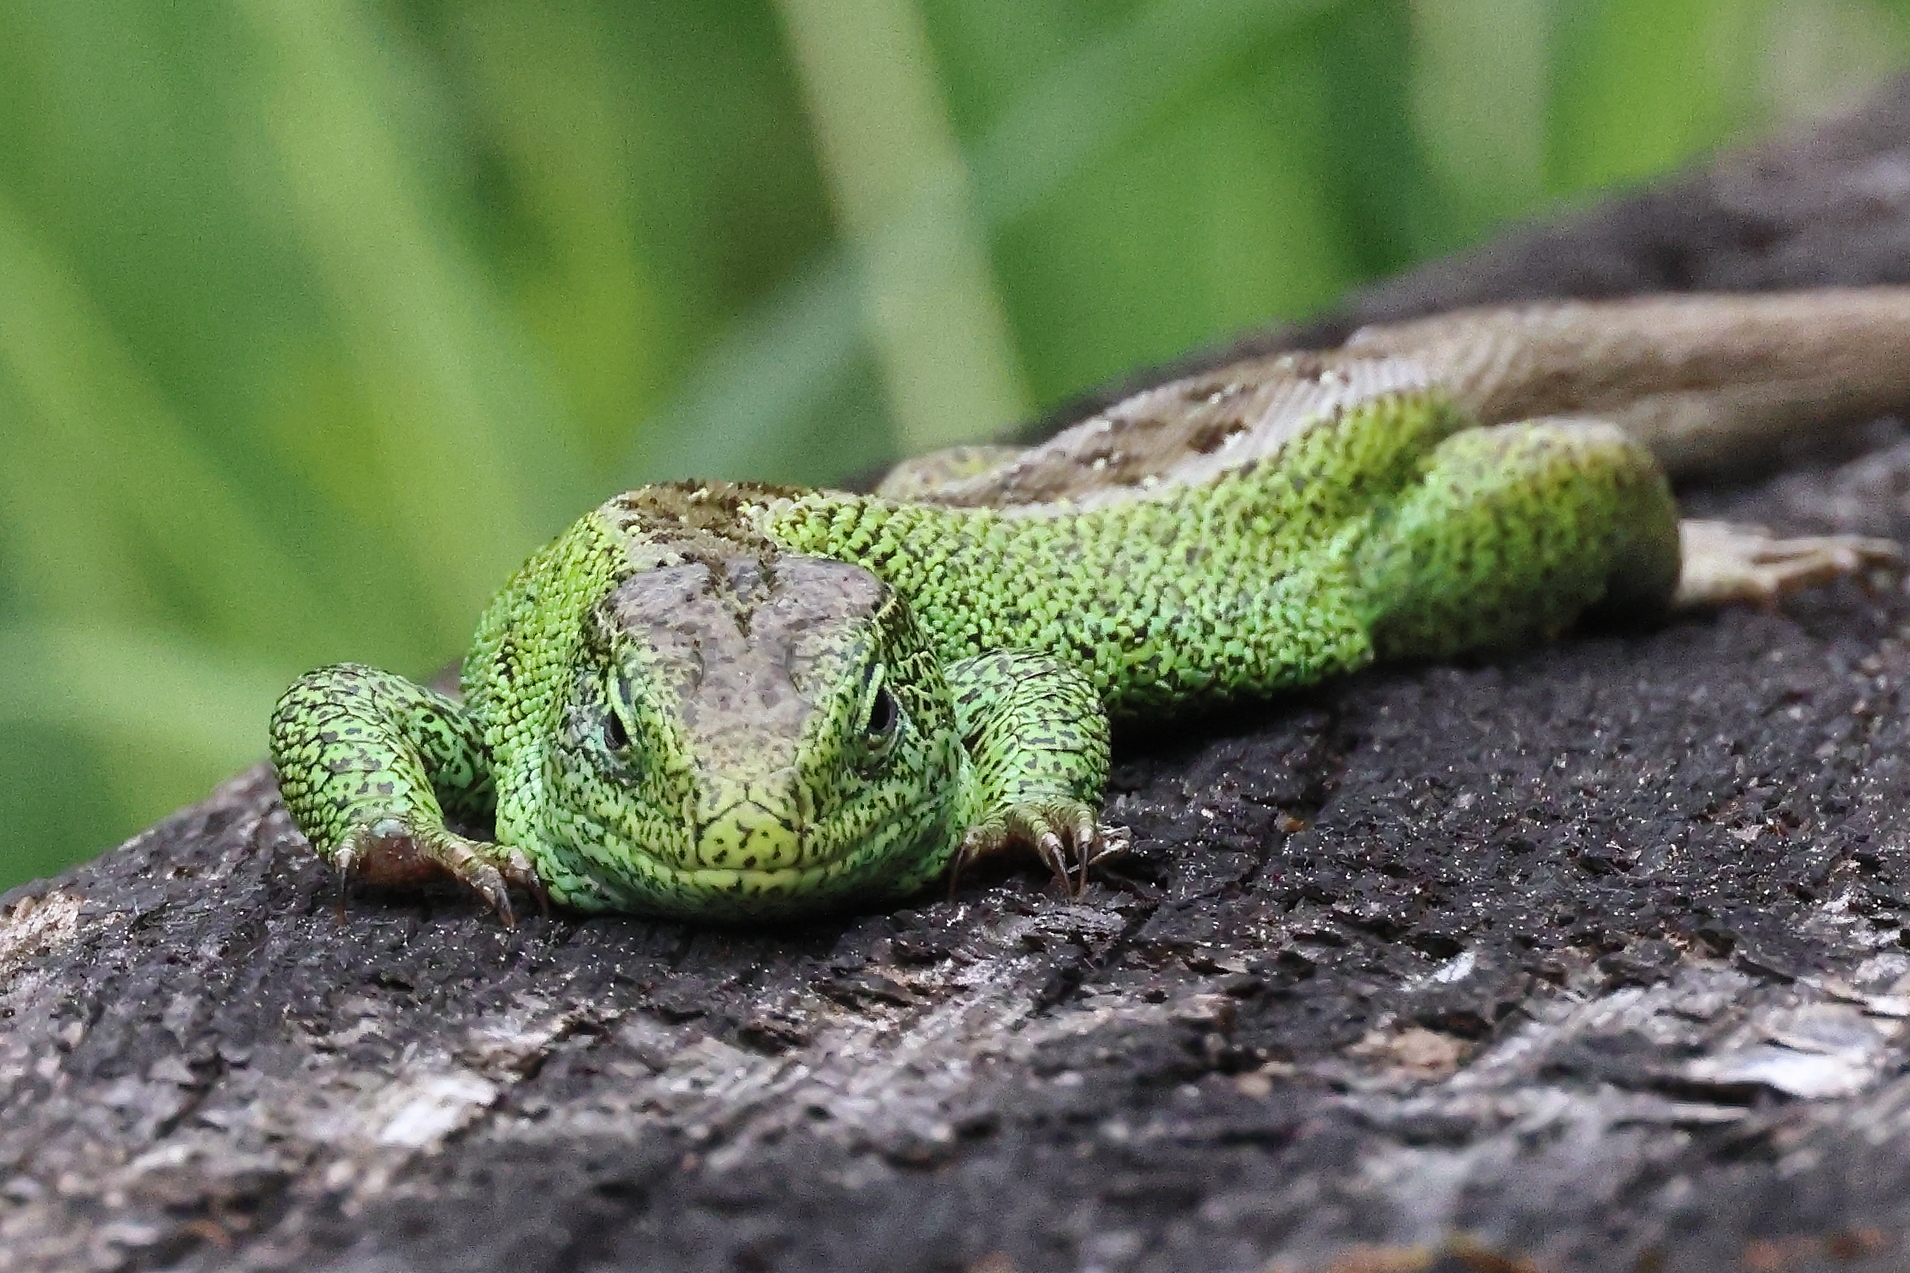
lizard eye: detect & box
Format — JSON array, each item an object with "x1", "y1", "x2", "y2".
[
  {"x1": 602, "y1": 676, "x2": 634, "y2": 752},
  {"x1": 866, "y1": 686, "x2": 898, "y2": 744},
  {"x1": 602, "y1": 707, "x2": 629, "y2": 752},
  {"x1": 858, "y1": 664, "x2": 900, "y2": 767}
]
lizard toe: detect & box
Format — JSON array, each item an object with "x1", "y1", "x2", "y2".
[
  {"x1": 1034, "y1": 829, "x2": 1073, "y2": 895},
  {"x1": 496, "y1": 845, "x2": 551, "y2": 918}
]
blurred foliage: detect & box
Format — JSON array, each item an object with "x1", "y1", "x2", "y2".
[{"x1": 1, "y1": 0, "x2": 1907, "y2": 888}]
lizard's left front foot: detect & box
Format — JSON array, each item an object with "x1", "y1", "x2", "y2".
[
  {"x1": 959, "y1": 801, "x2": 1130, "y2": 899},
  {"x1": 1675, "y1": 519, "x2": 1902, "y2": 609}
]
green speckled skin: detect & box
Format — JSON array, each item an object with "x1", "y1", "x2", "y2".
[{"x1": 270, "y1": 386, "x2": 1678, "y2": 921}]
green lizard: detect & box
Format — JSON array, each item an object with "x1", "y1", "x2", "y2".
[{"x1": 270, "y1": 289, "x2": 1910, "y2": 924}]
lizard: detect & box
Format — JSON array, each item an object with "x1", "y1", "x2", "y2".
[{"x1": 269, "y1": 287, "x2": 1910, "y2": 925}]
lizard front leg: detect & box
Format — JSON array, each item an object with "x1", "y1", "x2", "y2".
[
  {"x1": 948, "y1": 651, "x2": 1125, "y2": 896},
  {"x1": 269, "y1": 664, "x2": 546, "y2": 923}
]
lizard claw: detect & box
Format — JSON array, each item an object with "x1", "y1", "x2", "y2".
[
  {"x1": 961, "y1": 801, "x2": 1128, "y2": 900},
  {"x1": 330, "y1": 817, "x2": 548, "y2": 926},
  {"x1": 333, "y1": 847, "x2": 357, "y2": 924},
  {"x1": 495, "y1": 844, "x2": 551, "y2": 919},
  {"x1": 461, "y1": 860, "x2": 516, "y2": 928},
  {"x1": 1032, "y1": 815, "x2": 1131, "y2": 898}
]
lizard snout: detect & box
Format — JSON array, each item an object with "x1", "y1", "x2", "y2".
[{"x1": 690, "y1": 771, "x2": 809, "y2": 873}]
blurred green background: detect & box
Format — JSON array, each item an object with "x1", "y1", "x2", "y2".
[{"x1": 2, "y1": 0, "x2": 1907, "y2": 889}]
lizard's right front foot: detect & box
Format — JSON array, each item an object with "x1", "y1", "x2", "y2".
[
  {"x1": 1674, "y1": 519, "x2": 1902, "y2": 609},
  {"x1": 332, "y1": 818, "x2": 549, "y2": 926}
]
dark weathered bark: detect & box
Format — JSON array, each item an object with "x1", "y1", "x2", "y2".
[{"x1": 10, "y1": 79, "x2": 1910, "y2": 1273}]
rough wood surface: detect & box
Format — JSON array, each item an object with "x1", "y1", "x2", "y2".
[{"x1": 10, "y1": 79, "x2": 1910, "y2": 1273}]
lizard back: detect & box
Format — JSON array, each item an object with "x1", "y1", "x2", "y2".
[{"x1": 761, "y1": 378, "x2": 1474, "y2": 714}]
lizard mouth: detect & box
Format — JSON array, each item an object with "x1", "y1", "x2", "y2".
[
  {"x1": 597, "y1": 793, "x2": 874, "y2": 910},
  {"x1": 580, "y1": 806, "x2": 960, "y2": 917},
  {"x1": 589, "y1": 848, "x2": 905, "y2": 919},
  {"x1": 657, "y1": 859, "x2": 853, "y2": 898}
]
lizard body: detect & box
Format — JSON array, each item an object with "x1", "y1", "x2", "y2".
[{"x1": 269, "y1": 289, "x2": 1909, "y2": 922}]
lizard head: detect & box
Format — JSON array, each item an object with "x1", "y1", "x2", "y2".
[{"x1": 549, "y1": 551, "x2": 970, "y2": 919}]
